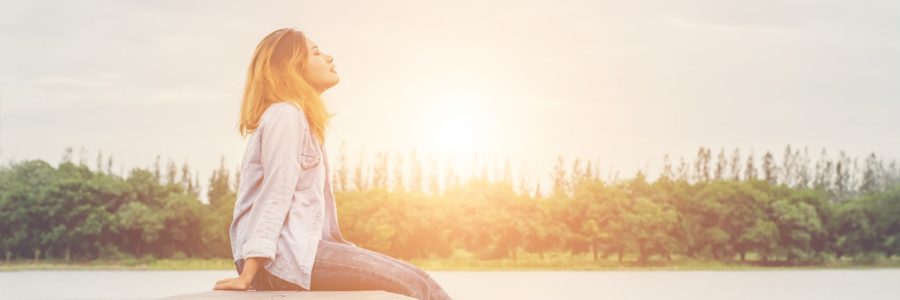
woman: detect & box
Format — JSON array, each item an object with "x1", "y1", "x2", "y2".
[{"x1": 212, "y1": 28, "x2": 452, "y2": 300}]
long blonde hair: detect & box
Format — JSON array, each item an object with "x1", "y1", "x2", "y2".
[{"x1": 237, "y1": 28, "x2": 331, "y2": 145}]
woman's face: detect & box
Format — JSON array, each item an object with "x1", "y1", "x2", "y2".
[{"x1": 301, "y1": 37, "x2": 339, "y2": 94}]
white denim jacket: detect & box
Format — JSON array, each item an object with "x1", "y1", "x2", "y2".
[{"x1": 229, "y1": 101, "x2": 352, "y2": 290}]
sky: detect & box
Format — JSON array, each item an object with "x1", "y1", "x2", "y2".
[{"x1": 1, "y1": 0, "x2": 898, "y2": 202}]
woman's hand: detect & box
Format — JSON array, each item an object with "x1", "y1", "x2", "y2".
[
  {"x1": 213, "y1": 257, "x2": 265, "y2": 291},
  {"x1": 215, "y1": 277, "x2": 239, "y2": 285},
  {"x1": 213, "y1": 276, "x2": 252, "y2": 291}
]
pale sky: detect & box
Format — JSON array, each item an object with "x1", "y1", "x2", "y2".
[{"x1": 1, "y1": 0, "x2": 898, "y2": 201}]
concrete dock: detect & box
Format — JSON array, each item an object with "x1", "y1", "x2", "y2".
[{"x1": 159, "y1": 290, "x2": 415, "y2": 300}]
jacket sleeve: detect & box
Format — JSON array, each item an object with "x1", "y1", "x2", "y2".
[{"x1": 241, "y1": 104, "x2": 307, "y2": 262}]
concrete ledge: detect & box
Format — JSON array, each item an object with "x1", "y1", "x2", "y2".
[{"x1": 159, "y1": 290, "x2": 415, "y2": 300}]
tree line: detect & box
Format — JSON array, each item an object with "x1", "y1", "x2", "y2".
[{"x1": 0, "y1": 144, "x2": 897, "y2": 265}]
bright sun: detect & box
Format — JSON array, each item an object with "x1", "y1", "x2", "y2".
[
  {"x1": 436, "y1": 114, "x2": 475, "y2": 152},
  {"x1": 425, "y1": 92, "x2": 491, "y2": 156}
]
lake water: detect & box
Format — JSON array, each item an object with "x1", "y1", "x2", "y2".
[{"x1": 1, "y1": 269, "x2": 898, "y2": 300}]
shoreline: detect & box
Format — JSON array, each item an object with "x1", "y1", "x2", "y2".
[{"x1": 1, "y1": 257, "x2": 897, "y2": 271}]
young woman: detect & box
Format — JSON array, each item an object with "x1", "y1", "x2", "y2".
[{"x1": 212, "y1": 28, "x2": 452, "y2": 300}]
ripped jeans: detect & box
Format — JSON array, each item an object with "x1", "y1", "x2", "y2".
[{"x1": 235, "y1": 239, "x2": 452, "y2": 300}]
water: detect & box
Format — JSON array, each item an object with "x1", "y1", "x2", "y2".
[{"x1": 0, "y1": 269, "x2": 898, "y2": 300}]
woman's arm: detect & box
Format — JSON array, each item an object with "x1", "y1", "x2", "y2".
[
  {"x1": 213, "y1": 257, "x2": 266, "y2": 291},
  {"x1": 213, "y1": 257, "x2": 266, "y2": 290},
  {"x1": 214, "y1": 104, "x2": 308, "y2": 291},
  {"x1": 239, "y1": 257, "x2": 266, "y2": 282},
  {"x1": 240, "y1": 105, "x2": 305, "y2": 261}
]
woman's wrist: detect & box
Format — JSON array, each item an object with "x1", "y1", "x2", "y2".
[
  {"x1": 238, "y1": 272, "x2": 255, "y2": 283},
  {"x1": 235, "y1": 276, "x2": 254, "y2": 288},
  {"x1": 239, "y1": 257, "x2": 267, "y2": 282}
]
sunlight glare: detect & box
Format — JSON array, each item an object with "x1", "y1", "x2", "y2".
[{"x1": 426, "y1": 91, "x2": 492, "y2": 157}]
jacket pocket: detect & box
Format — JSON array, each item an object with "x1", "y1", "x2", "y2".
[
  {"x1": 300, "y1": 132, "x2": 321, "y2": 170},
  {"x1": 296, "y1": 132, "x2": 321, "y2": 191}
]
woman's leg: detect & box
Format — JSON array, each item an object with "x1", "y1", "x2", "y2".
[
  {"x1": 352, "y1": 246, "x2": 452, "y2": 300},
  {"x1": 310, "y1": 240, "x2": 437, "y2": 299}
]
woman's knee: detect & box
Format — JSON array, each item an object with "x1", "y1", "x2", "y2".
[
  {"x1": 314, "y1": 259, "x2": 431, "y2": 299},
  {"x1": 350, "y1": 246, "x2": 449, "y2": 299},
  {"x1": 399, "y1": 271, "x2": 431, "y2": 300},
  {"x1": 313, "y1": 243, "x2": 432, "y2": 299}
]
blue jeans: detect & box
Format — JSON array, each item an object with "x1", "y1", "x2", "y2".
[{"x1": 236, "y1": 239, "x2": 452, "y2": 300}]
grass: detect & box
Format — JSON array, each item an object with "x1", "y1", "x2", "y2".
[
  {"x1": 409, "y1": 250, "x2": 900, "y2": 271},
  {"x1": 0, "y1": 257, "x2": 235, "y2": 271},
  {"x1": 1, "y1": 251, "x2": 898, "y2": 271}
]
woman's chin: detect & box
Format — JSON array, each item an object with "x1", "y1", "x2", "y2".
[{"x1": 323, "y1": 80, "x2": 339, "y2": 91}]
